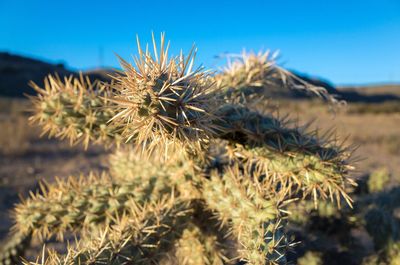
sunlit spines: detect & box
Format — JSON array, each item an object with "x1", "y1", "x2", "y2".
[
  {"x1": 367, "y1": 168, "x2": 390, "y2": 193},
  {"x1": 109, "y1": 146, "x2": 201, "y2": 201},
  {"x1": 173, "y1": 223, "x2": 226, "y2": 265},
  {"x1": 214, "y1": 104, "x2": 355, "y2": 206},
  {"x1": 24, "y1": 197, "x2": 192, "y2": 265},
  {"x1": 13, "y1": 172, "x2": 173, "y2": 241},
  {"x1": 201, "y1": 165, "x2": 290, "y2": 264},
  {"x1": 215, "y1": 104, "x2": 349, "y2": 157},
  {"x1": 231, "y1": 144, "x2": 355, "y2": 207},
  {"x1": 110, "y1": 33, "x2": 219, "y2": 155},
  {"x1": 29, "y1": 74, "x2": 121, "y2": 148},
  {"x1": 216, "y1": 50, "x2": 339, "y2": 103}
]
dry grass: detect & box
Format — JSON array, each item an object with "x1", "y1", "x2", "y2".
[
  {"x1": 0, "y1": 114, "x2": 31, "y2": 155},
  {"x1": 347, "y1": 101, "x2": 400, "y2": 114},
  {"x1": 338, "y1": 84, "x2": 400, "y2": 97},
  {"x1": 275, "y1": 100, "x2": 400, "y2": 178},
  {"x1": 0, "y1": 98, "x2": 35, "y2": 155}
]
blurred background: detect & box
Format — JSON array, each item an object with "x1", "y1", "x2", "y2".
[{"x1": 0, "y1": 0, "x2": 399, "y2": 262}]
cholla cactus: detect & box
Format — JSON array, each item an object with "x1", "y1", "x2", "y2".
[
  {"x1": 1, "y1": 33, "x2": 356, "y2": 265},
  {"x1": 110, "y1": 33, "x2": 219, "y2": 154},
  {"x1": 367, "y1": 167, "x2": 390, "y2": 193},
  {"x1": 29, "y1": 74, "x2": 121, "y2": 148},
  {"x1": 283, "y1": 168, "x2": 400, "y2": 264},
  {"x1": 0, "y1": 232, "x2": 32, "y2": 265},
  {"x1": 215, "y1": 50, "x2": 339, "y2": 103},
  {"x1": 297, "y1": 251, "x2": 323, "y2": 265}
]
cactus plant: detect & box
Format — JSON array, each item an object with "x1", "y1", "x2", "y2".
[
  {"x1": 0, "y1": 232, "x2": 32, "y2": 265},
  {"x1": 1, "y1": 33, "x2": 357, "y2": 264},
  {"x1": 367, "y1": 168, "x2": 390, "y2": 193}
]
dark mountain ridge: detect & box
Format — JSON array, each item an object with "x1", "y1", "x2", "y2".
[
  {"x1": 1, "y1": 52, "x2": 399, "y2": 103},
  {"x1": 0, "y1": 52, "x2": 111, "y2": 97}
]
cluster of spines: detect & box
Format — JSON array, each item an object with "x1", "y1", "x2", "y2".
[
  {"x1": 14, "y1": 172, "x2": 173, "y2": 240},
  {"x1": 29, "y1": 74, "x2": 121, "y2": 148},
  {"x1": 184, "y1": 201, "x2": 238, "y2": 265},
  {"x1": 172, "y1": 223, "x2": 226, "y2": 265},
  {"x1": 201, "y1": 166, "x2": 290, "y2": 264},
  {"x1": 109, "y1": 33, "x2": 219, "y2": 154},
  {"x1": 215, "y1": 50, "x2": 339, "y2": 103},
  {"x1": 26, "y1": 197, "x2": 192, "y2": 265},
  {"x1": 215, "y1": 104, "x2": 355, "y2": 206}
]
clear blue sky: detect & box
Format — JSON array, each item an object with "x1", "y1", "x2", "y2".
[{"x1": 0, "y1": 0, "x2": 399, "y2": 85}]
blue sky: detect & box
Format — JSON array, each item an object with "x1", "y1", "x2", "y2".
[{"x1": 0, "y1": 0, "x2": 399, "y2": 85}]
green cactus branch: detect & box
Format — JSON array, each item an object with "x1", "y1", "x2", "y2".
[
  {"x1": 24, "y1": 197, "x2": 192, "y2": 265},
  {"x1": 215, "y1": 104, "x2": 355, "y2": 205},
  {"x1": 215, "y1": 104, "x2": 340, "y2": 156},
  {"x1": 109, "y1": 147, "x2": 203, "y2": 202},
  {"x1": 173, "y1": 223, "x2": 226, "y2": 265},
  {"x1": 14, "y1": 172, "x2": 174, "y2": 241},
  {"x1": 230, "y1": 144, "x2": 354, "y2": 206},
  {"x1": 181, "y1": 199, "x2": 239, "y2": 265},
  {"x1": 215, "y1": 50, "x2": 339, "y2": 104},
  {"x1": 201, "y1": 166, "x2": 290, "y2": 264},
  {"x1": 29, "y1": 74, "x2": 122, "y2": 148}
]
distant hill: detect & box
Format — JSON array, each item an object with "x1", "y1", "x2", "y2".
[
  {"x1": 0, "y1": 52, "x2": 112, "y2": 97},
  {"x1": 1, "y1": 52, "x2": 399, "y2": 103},
  {"x1": 338, "y1": 84, "x2": 400, "y2": 102},
  {"x1": 273, "y1": 72, "x2": 400, "y2": 103}
]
